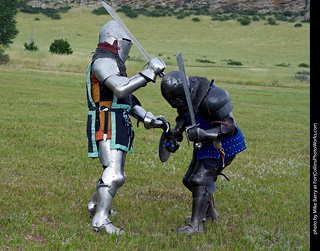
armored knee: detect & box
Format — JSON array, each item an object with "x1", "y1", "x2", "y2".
[
  {"x1": 113, "y1": 173, "x2": 126, "y2": 189},
  {"x1": 101, "y1": 166, "x2": 126, "y2": 192},
  {"x1": 189, "y1": 173, "x2": 207, "y2": 187},
  {"x1": 183, "y1": 175, "x2": 192, "y2": 191}
]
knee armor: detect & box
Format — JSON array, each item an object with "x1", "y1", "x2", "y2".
[
  {"x1": 184, "y1": 159, "x2": 221, "y2": 196},
  {"x1": 99, "y1": 140, "x2": 126, "y2": 196}
]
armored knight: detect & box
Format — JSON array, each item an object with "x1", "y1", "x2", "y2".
[
  {"x1": 86, "y1": 20, "x2": 167, "y2": 234},
  {"x1": 161, "y1": 71, "x2": 246, "y2": 235}
]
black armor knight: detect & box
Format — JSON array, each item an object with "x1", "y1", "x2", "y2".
[{"x1": 161, "y1": 71, "x2": 246, "y2": 234}]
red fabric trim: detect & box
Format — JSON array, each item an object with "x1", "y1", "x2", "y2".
[{"x1": 97, "y1": 40, "x2": 119, "y2": 54}]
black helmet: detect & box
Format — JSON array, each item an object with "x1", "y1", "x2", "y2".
[{"x1": 160, "y1": 71, "x2": 188, "y2": 110}]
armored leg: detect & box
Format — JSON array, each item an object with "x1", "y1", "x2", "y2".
[
  {"x1": 174, "y1": 186, "x2": 211, "y2": 234},
  {"x1": 91, "y1": 140, "x2": 126, "y2": 234},
  {"x1": 175, "y1": 159, "x2": 221, "y2": 234},
  {"x1": 87, "y1": 178, "x2": 102, "y2": 218}
]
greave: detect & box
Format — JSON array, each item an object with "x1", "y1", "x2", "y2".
[
  {"x1": 91, "y1": 184, "x2": 123, "y2": 234},
  {"x1": 92, "y1": 185, "x2": 114, "y2": 228},
  {"x1": 174, "y1": 191, "x2": 210, "y2": 235},
  {"x1": 87, "y1": 178, "x2": 102, "y2": 218},
  {"x1": 189, "y1": 194, "x2": 210, "y2": 233}
]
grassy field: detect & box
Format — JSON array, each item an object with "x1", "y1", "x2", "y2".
[{"x1": 1, "y1": 7, "x2": 310, "y2": 250}]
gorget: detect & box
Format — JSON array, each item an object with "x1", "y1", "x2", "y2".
[{"x1": 92, "y1": 47, "x2": 127, "y2": 77}]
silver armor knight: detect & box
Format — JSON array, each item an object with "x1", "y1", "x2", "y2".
[{"x1": 86, "y1": 20, "x2": 167, "y2": 234}]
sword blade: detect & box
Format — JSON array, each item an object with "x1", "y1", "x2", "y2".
[
  {"x1": 176, "y1": 52, "x2": 196, "y2": 125},
  {"x1": 101, "y1": 1, "x2": 151, "y2": 61}
]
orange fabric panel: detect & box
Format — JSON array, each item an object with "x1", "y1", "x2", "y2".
[
  {"x1": 91, "y1": 74, "x2": 100, "y2": 103},
  {"x1": 95, "y1": 129, "x2": 111, "y2": 141},
  {"x1": 90, "y1": 73, "x2": 113, "y2": 141}
]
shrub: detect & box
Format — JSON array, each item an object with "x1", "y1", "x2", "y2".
[
  {"x1": 237, "y1": 17, "x2": 251, "y2": 26},
  {"x1": 24, "y1": 41, "x2": 39, "y2": 51},
  {"x1": 192, "y1": 17, "x2": 200, "y2": 22},
  {"x1": 196, "y1": 59, "x2": 215, "y2": 64},
  {"x1": 118, "y1": 6, "x2": 138, "y2": 18},
  {"x1": 20, "y1": 5, "x2": 67, "y2": 20},
  {"x1": 283, "y1": 11, "x2": 293, "y2": 17},
  {"x1": 58, "y1": 6, "x2": 71, "y2": 13},
  {"x1": 252, "y1": 16, "x2": 260, "y2": 21},
  {"x1": 125, "y1": 10, "x2": 138, "y2": 18},
  {"x1": 226, "y1": 59, "x2": 243, "y2": 66},
  {"x1": 50, "y1": 13, "x2": 61, "y2": 20},
  {"x1": 275, "y1": 63, "x2": 290, "y2": 67},
  {"x1": 275, "y1": 14, "x2": 288, "y2": 21},
  {"x1": 267, "y1": 18, "x2": 278, "y2": 25},
  {"x1": 298, "y1": 63, "x2": 309, "y2": 68},
  {"x1": 92, "y1": 7, "x2": 108, "y2": 15},
  {"x1": 49, "y1": 39, "x2": 73, "y2": 55}
]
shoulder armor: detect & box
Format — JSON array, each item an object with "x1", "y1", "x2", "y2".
[
  {"x1": 198, "y1": 86, "x2": 233, "y2": 121},
  {"x1": 91, "y1": 57, "x2": 119, "y2": 83}
]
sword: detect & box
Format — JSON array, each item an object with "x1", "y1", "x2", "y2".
[
  {"x1": 102, "y1": 1, "x2": 151, "y2": 61},
  {"x1": 176, "y1": 52, "x2": 201, "y2": 148}
]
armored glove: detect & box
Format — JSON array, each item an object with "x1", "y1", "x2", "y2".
[
  {"x1": 143, "y1": 112, "x2": 170, "y2": 132},
  {"x1": 139, "y1": 57, "x2": 166, "y2": 83},
  {"x1": 187, "y1": 126, "x2": 220, "y2": 142},
  {"x1": 166, "y1": 131, "x2": 180, "y2": 153}
]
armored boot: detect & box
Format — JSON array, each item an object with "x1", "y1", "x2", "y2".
[
  {"x1": 174, "y1": 192, "x2": 210, "y2": 235},
  {"x1": 92, "y1": 183, "x2": 124, "y2": 235}
]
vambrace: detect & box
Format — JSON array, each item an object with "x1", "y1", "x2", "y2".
[
  {"x1": 130, "y1": 106, "x2": 168, "y2": 130},
  {"x1": 104, "y1": 74, "x2": 148, "y2": 99},
  {"x1": 188, "y1": 112, "x2": 237, "y2": 143},
  {"x1": 188, "y1": 127, "x2": 220, "y2": 143}
]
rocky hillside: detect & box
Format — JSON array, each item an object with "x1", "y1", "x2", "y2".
[{"x1": 26, "y1": 0, "x2": 310, "y2": 15}]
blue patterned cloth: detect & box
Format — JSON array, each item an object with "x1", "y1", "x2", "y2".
[{"x1": 193, "y1": 113, "x2": 246, "y2": 161}]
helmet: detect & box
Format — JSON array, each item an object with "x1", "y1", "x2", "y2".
[
  {"x1": 161, "y1": 71, "x2": 233, "y2": 121},
  {"x1": 160, "y1": 71, "x2": 188, "y2": 110},
  {"x1": 99, "y1": 20, "x2": 133, "y2": 63}
]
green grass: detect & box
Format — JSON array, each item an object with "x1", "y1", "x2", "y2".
[{"x1": 1, "y1": 7, "x2": 310, "y2": 250}]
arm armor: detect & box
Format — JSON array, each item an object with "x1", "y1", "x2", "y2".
[
  {"x1": 188, "y1": 113, "x2": 237, "y2": 143},
  {"x1": 105, "y1": 74, "x2": 148, "y2": 99},
  {"x1": 130, "y1": 105, "x2": 165, "y2": 130},
  {"x1": 92, "y1": 58, "x2": 154, "y2": 99}
]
